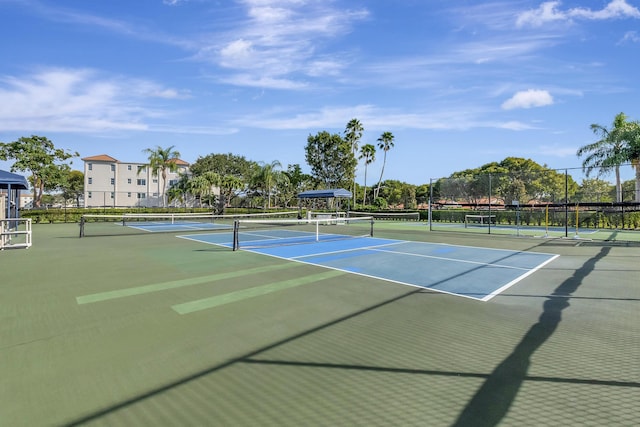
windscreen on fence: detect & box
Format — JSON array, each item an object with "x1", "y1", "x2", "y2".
[{"x1": 427, "y1": 166, "x2": 640, "y2": 240}]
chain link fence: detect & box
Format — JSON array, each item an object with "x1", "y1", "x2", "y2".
[{"x1": 426, "y1": 166, "x2": 640, "y2": 238}]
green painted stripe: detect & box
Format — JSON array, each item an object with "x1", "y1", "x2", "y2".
[
  {"x1": 172, "y1": 270, "x2": 345, "y2": 315},
  {"x1": 76, "y1": 263, "x2": 297, "y2": 305}
]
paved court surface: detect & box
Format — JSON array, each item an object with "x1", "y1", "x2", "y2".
[
  {"x1": 181, "y1": 232, "x2": 558, "y2": 301},
  {"x1": 1, "y1": 223, "x2": 638, "y2": 426}
]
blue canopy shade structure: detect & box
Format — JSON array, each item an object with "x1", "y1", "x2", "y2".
[
  {"x1": 297, "y1": 188, "x2": 352, "y2": 199},
  {"x1": 1, "y1": 170, "x2": 29, "y2": 219},
  {"x1": 0, "y1": 170, "x2": 29, "y2": 190}
]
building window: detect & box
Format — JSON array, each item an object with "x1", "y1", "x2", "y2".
[
  {"x1": 88, "y1": 164, "x2": 93, "y2": 171},
  {"x1": 169, "y1": 179, "x2": 177, "y2": 186},
  {"x1": 137, "y1": 193, "x2": 146, "y2": 199},
  {"x1": 137, "y1": 179, "x2": 146, "y2": 186},
  {"x1": 110, "y1": 192, "x2": 114, "y2": 199},
  {"x1": 153, "y1": 178, "x2": 158, "y2": 184},
  {"x1": 110, "y1": 178, "x2": 115, "y2": 185},
  {"x1": 127, "y1": 165, "x2": 132, "y2": 171},
  {"x1": 88, "y1": 192, "x2": 92, "y2": 199},
  {"x1": 111, "y1": 164, "x2": 115, "y2": 171},
  {"x1": 127, "y1": 178, "x2": 131, "y2": 184},
  {"x1": 127, "y1": 192, "x2": 131, "y2": 197},
  {"x1": 88, "y1": 177, "x2": 92, "y2": 184}
]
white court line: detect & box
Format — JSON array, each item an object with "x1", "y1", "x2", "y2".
[
  {"x1": 481, "y1": 254, "x2": 559, "y2": 301},
  {"x1": 368, "y1": 247, "x2": 533, "y2": 271},
  {"x1": 290, "y1": 239, "x2": 406, "y2": 259}
]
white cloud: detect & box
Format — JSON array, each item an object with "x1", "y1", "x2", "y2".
[
  {"x1": 501, "y1": 89, "x2": 554, "y2": 110},
  {"x1": 570, "y1": 0, "x2": 640, "y2": 20},
  {"x1": 619, "y1": 30, "x2": 640, "y2": 43},
  {"x1": 516, "y1": 1, "x2": 566, "y2": 27},
  {"x1": 0, "y1": 68, "x2": 185, "y2": 132},
  {"x1": 516, "y1": 0, "x2": 640, "y2": 27},
  {"x1": 232, "y1": 104, "x2": 535, "y2": 132},
  {"x1": 206, "y1": 1, "x2": 369, "y2": 89}
]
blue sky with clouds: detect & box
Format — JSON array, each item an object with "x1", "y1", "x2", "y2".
[{"x1": 1, "y1": 0, "x2": 639, "y2": 185}]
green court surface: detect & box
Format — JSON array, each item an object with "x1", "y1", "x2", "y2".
[{"x1": 1, "y1": 223, "x2": 639, "y2": 426}]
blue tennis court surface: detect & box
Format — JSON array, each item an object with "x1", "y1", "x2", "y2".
[
  {"x1": 179, "y1": 231, "x2": 558, "y2": 301},
  {"x1": 126, "y1": 221, "x2": 232, "y2": 233}
]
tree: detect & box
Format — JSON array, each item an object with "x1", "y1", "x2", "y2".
[
  {"x1": 140, "y1": 145, "x2": 181, "y2": 207},
  {"x1": 618, "y1": 120, "x2": 640, "y2": 202},
  {"x1": 188, "y1": 172, "x2": 220, "y2": 208},
  {"x1": 0, "y1": 135, "x2": 78, "y2": 208},
  {"x1": 281, "y1": 164, "x2": 312, "y2": 208},
  {"x1": 190, "y1": 153, "x2": 256, "y2": 181},
  {"x1": 60, "y1": 169, "x2": 85, "y2": 207},
  {"x1": 305, "y1": 131, "x2": 356, "y2": 189},
  {"x1": 251, "y1": 160, "x2": 282, "y2": 209},
  {"x1": 344, "y1": 119, "x2": 364, "y2": 202},
  {"x1": 577, "y1": 113, "x2": 631, "y2": 203},
  {"x1": 167, "y1": 173, "x2": 191, "y2": 207},
  {"x1": 576, "y1": 178, "x2": 614, "y2": 203},
  {"x1": 217, "y1": 175, "x2": 244, "y2": 213},
  {"x1": 359, "y1": 144, "x2": 376, "y2": 205},
  {"x1": 374, "y1": 131, "x2": 394, "y2": 199}
]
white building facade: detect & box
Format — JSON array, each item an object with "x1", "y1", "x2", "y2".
[{"x1": 82, "y1": 154, "x2": 190, "y2": 208}]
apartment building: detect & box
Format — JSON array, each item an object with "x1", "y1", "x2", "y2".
[{"x1": 82, "y1": 154, "x2": 190, "y2": 208}]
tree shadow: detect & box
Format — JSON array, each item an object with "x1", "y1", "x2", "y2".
[{"x1": 451, "y1": 246, "x2": 611, "y2": 427}]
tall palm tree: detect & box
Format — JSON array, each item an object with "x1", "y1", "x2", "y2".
[
  {"x1": 141, "y1": 145, "x2": 181, "y2": 207},
  {"x1": 374, "y1": 131, "x2": 395, "y2": 199},
  {"x1": 345, "y1": 119, "x2": 364, "y2": 203},
  {"x1": 359, "y1": 144, "x2": 376, "y2": 205},
  {"x1": 577, "y1": 113, "x2": 630, "y2": 203}
]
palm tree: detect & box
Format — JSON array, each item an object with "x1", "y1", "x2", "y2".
[
  {"x1": 218, "y1": 175, "x2": 244, "y2": 214},
  {"x1": 577, "y1": 113, "x2": 630, "y2": 203},
  {"x1": 141, "y1": 145, "x2": 181, "y2": 207},
  {"x1": 374, "y1": 131, "x2": 395, "y2": 199},
  {"x1": 620, "y1": 120, "x2": 640, "y2": 202},
  {"x1": 188, "y1": 172, "x2": 220, "y2": 208},
  {"x1": 169, "y1": 173, "x2": 191, "y2": 207},
  {"x1": 345, "y1": 119, "x2": 364, "y2": 203},
  {"x1": 359, "y1": 144, "x2": 376, "y2": 205},
  {"x1": 252, "y1": 160, "x2": 282, "y2": 209}
]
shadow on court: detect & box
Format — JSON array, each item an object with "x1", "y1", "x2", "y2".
[
  {"x1": 64, "y1": 287, "x2": 428, "y2": 426},
  {"x1": 452, "y1": 247, "x2": 611, "y2": 427}
]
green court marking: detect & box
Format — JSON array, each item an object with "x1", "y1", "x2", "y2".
[
  {"x1": 76, "y1": 263, "x2": 298, "y2": 305},
  {"x1": 171, "y1": 270, "x2": 345, "y2": 315}
]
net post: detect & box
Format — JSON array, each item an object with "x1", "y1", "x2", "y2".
[
  {"x1": 79, "y1": 216, "x2": 85, "y2": 238},
  {"x1": 370, "y1": 217, "x2": 374, "y2": 237},
  {"x1": 232, "y1": 219, "x2": 239, "y2": 251}
]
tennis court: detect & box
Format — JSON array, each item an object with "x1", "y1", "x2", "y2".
[
  {"x1": 180, "y1": 227, "x2": 558, "y2": 301},
  {"x1": 1, "y1": 222, "x2": 639, "y2": 426}
]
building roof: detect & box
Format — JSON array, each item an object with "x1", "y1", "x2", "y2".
[
  {"x1": 169, "y1": 158, "x2": 190, "y2": 166},
  {"x1": 0, "y1": 170, "x2": 29, "y2": 190},
  {"x1": 298, "y1": 188, "x2": 352, "y2": 199},
  {"x1": 81, "y1": 154, "x2": 189, "y2": 166},
  {"x1": 81, "y1": 154, "x2": 119, "y2": 162}
]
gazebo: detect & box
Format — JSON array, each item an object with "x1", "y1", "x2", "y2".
[
  {"x1": 297, "y1": 188, "x2": 352, "y2": 199},
  {"x1": 297, "y1": 188, "x2": 352, "y2": 215},
  {"x1": 0, "y1": 170, "x2": 29, "y2": 220}
]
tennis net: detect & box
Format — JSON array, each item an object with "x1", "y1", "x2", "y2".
[
  {"x1": 79, "y1": 211, "x2": 299, "y2": 237},
  {"x1": 232, "y1": 215, "x2": 374, "y2": 250},
  {"x1": 348, "y1": 211, "x2": 420, "y2": 221}
]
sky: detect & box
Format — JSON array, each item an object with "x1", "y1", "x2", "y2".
[{"x1": 1, "y1": 0, "x2": 640, "y2": 186}]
